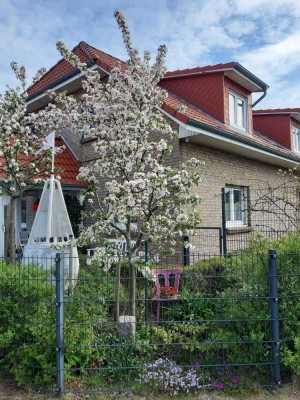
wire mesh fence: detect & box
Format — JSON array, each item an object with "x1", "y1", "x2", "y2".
[
  {"x1": 0, "y1": 249, "x2": 299, "y2": 396},
  {"x1": 187, "y1": 185, "x2": 300, "y2": 256}
]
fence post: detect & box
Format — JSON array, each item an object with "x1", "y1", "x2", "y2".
[
  {"x1": 144, "y1": 240, "x2": 149, "y2": 323},
  {"x1": 221, "y1": 188, "x2": 227, "y2": 256},
  {"x1": 183, "y1": 235, "x2": 190, "y2": 266},
  {"x1": 268, "y1": 249, "x2": 281, "y2": 385},
  {"x1": 55, "y1": 253, "x2": 64, "y2": 395}
]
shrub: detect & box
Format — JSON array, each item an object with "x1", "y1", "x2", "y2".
[
  {"x1": 0, "y1": 259, "x2": 114, "y2": 386},
  {"x1": 181, "y1": 256, "x2": 230, "y2": 295}
]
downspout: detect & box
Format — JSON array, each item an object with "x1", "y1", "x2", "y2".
[{"x1": 252, "y1": 86, "x2": 268, "y2": 108}]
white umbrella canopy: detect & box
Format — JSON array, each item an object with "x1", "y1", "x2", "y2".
[{"x1": 23, "y1": 176, "x2": 79, "y2": 287}]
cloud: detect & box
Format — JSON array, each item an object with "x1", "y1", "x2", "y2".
[{"x1": 1, "y1": 0, "x2": 300, "y2": 109}]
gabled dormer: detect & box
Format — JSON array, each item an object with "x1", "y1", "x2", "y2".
[
  {"x1": 160, "y1": 62, "x2": 268, "y2": 135},
  {"x1": 253, "y1": 109, "x2": 300, "y2": 153}
]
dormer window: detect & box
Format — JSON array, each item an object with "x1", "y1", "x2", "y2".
[
  {"x1": 293, "y1": 126, "x2": 300, "y2": 152},
  {"x1": 229, "y1": 90, "x2": 247, "y2": 131}
]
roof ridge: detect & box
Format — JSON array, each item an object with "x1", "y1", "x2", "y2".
[
  {"x1": 27, "y1": 42, "x2": 86, "y2": 93},
  {"x1": 79, "y1": 41, "x2": 125, "y2": 65},
  {"x1": 163, "y1": 62, "x2": 237, "y2": 78},
  {"x1": 253, "y1": 108, "x2": 300, "y2": 113}
]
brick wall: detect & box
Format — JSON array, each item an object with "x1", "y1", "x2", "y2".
[{"x1": 181, "y1": 140, "x2": 292, "y2": 227}]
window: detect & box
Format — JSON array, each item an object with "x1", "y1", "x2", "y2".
[
  {"x1": 225, "y1": 185, "x2": 248, "y2": 227},
  {"x1": 229, "y1": 91, "x2": 247, "y2": 131},
  {"x1": 293, "y1": 126, "x2": 300, "y2": 152},
  {"x1": 21, "y1": 199, "x2": 27, "y2": 229}
]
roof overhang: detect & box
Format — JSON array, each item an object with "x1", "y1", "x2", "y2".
[
  {"x1": 253, "y1": 112, "x2": 300, "y2": 123},
  {"x1": 162, "y1": 63, "x2": 268, "y2": 93},
  {"x1": 26, "y1": 63, "x2": 107, "y2": 113},
  {"x1": 223, "y1": 69, "x2": 263, "y2": 93},
  {"x1": 159, "y1": 108, "x2": 299, "y2": 169},
  {"x1": 181, "y1": 121, "x2": 298, "y2": 168}
]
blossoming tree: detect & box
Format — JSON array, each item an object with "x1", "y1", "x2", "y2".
[
  {"x1": 0, "y1": 63, "x2": 66, "y2": 259},
  {"x1": 56, "y1": 10, "x2": 203, "y2": 317}
]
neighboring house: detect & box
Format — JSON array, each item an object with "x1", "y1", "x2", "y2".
[
  {"x1": 23, "y1": 42, "x2": 300, "y2": 254},
  {"x1": 0, "y1": 137, "x2": 86, "y2": 257}
]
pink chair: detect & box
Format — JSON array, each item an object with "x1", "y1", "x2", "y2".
[{"x1": 152, "y1": 268, "x2": 183, "y2": 324}]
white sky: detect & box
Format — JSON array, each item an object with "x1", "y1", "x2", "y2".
[{"x1": 1, "y1": 0, "x2": 300, "y2": 109}]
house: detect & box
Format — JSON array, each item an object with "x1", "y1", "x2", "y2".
[
  {"x1": 253, "y1": 108, "x2": 300, "y2": 153},
  {"x1": 0, "y1": 137, "x2": 86, "y2": 257},
  {"x1": 23, "y1": 42, "x2": 300, "y2": 254}
]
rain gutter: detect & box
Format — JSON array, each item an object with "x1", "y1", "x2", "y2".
[{"x1": 188, "y1": 119, "x2": 300, "y2": 163}]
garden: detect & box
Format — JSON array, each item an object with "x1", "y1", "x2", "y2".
[{"x1": 1, "y1": 230, "x2": 300, "y2": 396}]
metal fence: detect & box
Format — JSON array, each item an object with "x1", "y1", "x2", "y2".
[
  {"x1": 0, "y1": 250, "x2": 299, "y2": 396},
  {"x1": 187, "y1": 185, "x2": 300, "y2": 257}
]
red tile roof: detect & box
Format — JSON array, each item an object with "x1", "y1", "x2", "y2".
[
  {"x1": 253, "y1": 108, "x2": 300, "y2": 114},
  {"x1": 161, "y1": 92, "x2": 300, "y2": 161},
  {"x1": 26, "y1": 42, "x2": 293, "y2": 162},
  {"x1": 54, "y1": 137, "x2": 86, "y2": 186},
  {"x1": 0, "y1": 137, "x2": 86, "y2": 187},
  {"x1": 163, "y1": 62, "x2": 236, "y2": 79},
  {"x1": 27, "y1": 41, "x2": 126, "y2": 96}
]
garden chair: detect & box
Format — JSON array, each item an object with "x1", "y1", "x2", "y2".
[{"x1": 152, "y1": 268, "x2": 183, "y2": 324}]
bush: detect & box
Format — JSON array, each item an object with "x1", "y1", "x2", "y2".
[
  {"x1": 0, "y1": 259, "x2": 115, "y2": 386},
  {"x1": 0, "y1": 261, "x2": 56, "y2": 385},
  {"x1": 181, "y1": 256, "x2": 230, "y2": 295}
]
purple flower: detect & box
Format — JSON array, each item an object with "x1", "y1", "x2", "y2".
[
  {"x1": 193, "y1": 361, "x2": 200, "y2": 369},
  {"x1": 212, "y1": 381, "x2": 223, "y2": 390},
  {"x1": 231, "y1": 376, "x2": 239, "y2": 384},
  {"x1": 250, "y1": 382, "x2": 260, "y2": 390}
]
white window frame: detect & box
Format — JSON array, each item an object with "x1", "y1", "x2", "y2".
[
  {"x1": 225, "y1": 185, "x2": 248, "y2": 227},
  {"x1": 229, "y1": 90, "x2": 248, "y2": 131},
  {"x1": 293, "y1": 126, "x2": 300, "y2": 153}
]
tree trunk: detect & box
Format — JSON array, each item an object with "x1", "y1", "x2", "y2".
[
  {"x1": 114, "y1": 259, "x2": 121, "y2": 322},
  {"x1": 8, "y1": 197, "x2": 16, "y2": 264}
]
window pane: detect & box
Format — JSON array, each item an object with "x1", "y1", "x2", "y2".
[
  {"x1": 233, "y1": 189, "x2": 242, "y2": 220},
  {"x1": 21, "y1": 199, "x2": 27, "y2": 229},
  {"x1": 236, "y1": 98, "x2": 245, "y2": 128},
  {"x1": 225, "y1": 190, "x2": 231, "y2": 221},
  {"x1": 225, "y1": 185, "x2": 248, "y2": 226},
  {"x1": 294, "y1": 128, "x2": 300, "y2": 151},
  {"x1": 229, "y1": 94, "x2": 235, "y2": 125}
]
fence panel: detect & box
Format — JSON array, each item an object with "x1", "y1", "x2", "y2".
[
  {"x1": 1, "y1": 250, "x2": 299, "y2": 396},
  {"x1": 0, "y1": 257, "x2": 57, "y2": 394},
  {"x1": 188, "y1": 227, "x2": 223, "y2": 257},
  {"x1": 220, "y1": 185, "x2": 300, "y2": 253}
]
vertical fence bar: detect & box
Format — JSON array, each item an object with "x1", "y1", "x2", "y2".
[
  {"x1": 183, "y1": 235, "x2": 190, "y2": 266},
  {"x1": 268, "y1": 249, "x2": 281, "y2": 385},
  {"x1": 218, "y1": 227, "x2": 222, "y2": 255},
  {"x1": 56, "y1": 253, "x2": 64, "y2": 395},
  {"x1": 144, "y1": 240, "x2": 149, "y2": 323},
  {"x1": 221, "y1": 188, "x2": 227, "y2": 256}
]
